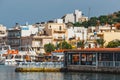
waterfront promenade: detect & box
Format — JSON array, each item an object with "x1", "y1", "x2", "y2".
[{"x1": 15, "y1": 48, "x2": 120, "y2": 73}]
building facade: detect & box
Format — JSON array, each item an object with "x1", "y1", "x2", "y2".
[
  {"x1": 32, "y1": 35, "x2": 52, "y2": 54},
  {"x1": 0, "y1": 24, "x2": 7, "y2": 44},
  {"x1": 87, "y1": 25, "x2": 119, "y2": 48},
  {"x1": 7, "y1": 28, "x2": 21, "y2": 49},
  {"x1": 67, "y1": 27, "x2": 87, "y2": 48},
  {"x1": 20, "y1": 24, "x2": 39, "y2": 37},
  {"x1": 44, "y1": 22, "x2": 67, "y2": 45},
  {"x1": 62, "y1": 10, "x2": 88, "y2": 23}
]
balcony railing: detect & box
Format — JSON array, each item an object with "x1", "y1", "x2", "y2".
[
  {"x1": 17, "y1": 62, "x2": 64, "y2": 68},
  {"x1": 98, "y1": 61, "x2": 120, "y2": 67},
  {"x1": 54, "y1": 30, "x2": 66, "y2": 33},
  {"x1": 54, "y1": 38, "x2": 63, "y2": 41},
  {"x1": 54, "y1": 37, "x2": 64, "y2": 41}
]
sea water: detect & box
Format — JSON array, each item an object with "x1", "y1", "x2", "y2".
[{"x1": 0, "y1": 65, "x2": 120, "y2": 80}]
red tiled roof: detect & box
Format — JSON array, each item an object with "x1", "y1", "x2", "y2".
[
  {"x1": 52, "y1": 49, "x2": 65, "y2": 53},
  {"x1": 64, "y1": 48, "x2": 120, "y2": 52}
]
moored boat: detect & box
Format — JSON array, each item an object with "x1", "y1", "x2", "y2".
[
  {"x1": 4, "y1": 46, "x2": 37, "y2": 66},
  {"x1": 0, "y1": 44, "x2": 11, "y2": 65}
]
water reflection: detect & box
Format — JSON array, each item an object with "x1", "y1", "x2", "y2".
[
  {"x1": 0, "y1": 65, "x2": 120, "y2": 80},
  {"x1": 17, "y1": 72, "x2": 120, "y2": 80},
  {"x1": 18, "y1": 72, "x2": 64, "y2": 80},
  {"x1": 64, "y1": 72, "x2": 120, "y2": 80}
]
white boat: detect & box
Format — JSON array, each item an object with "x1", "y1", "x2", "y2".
[
  {"x1": 4, "y1": 46, "x2": 37, "y2": 66},
  {"x1": 51, "y1": 50, "x2": 64, "y2": 62},
  {"x1": 0, "y1": 44, "x2": 11, "y2": 65},
  {"x1": 18, "y1": 46, "x2": 37, "y2": 62},
  {"x1": 4, "y1": 50, "x2": 20, "y2": 65}
]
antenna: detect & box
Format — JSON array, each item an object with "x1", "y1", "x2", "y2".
[
  {"x1": 88, "y1": 8, "x2": 91, "y2": 20},
  {"x1": 25, "y1": 22, "x2": 28, "y2": 26}
]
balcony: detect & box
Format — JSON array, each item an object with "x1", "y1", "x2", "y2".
[
  {"x1": 54, "y1": 37, "x2": 64, "y2": 41},
  {"x1": 54, "y1": 30, "x2": 66, "y2": 33},
  {"x1": 97, "y1": 33, "x2": 104, "y2": 36}
]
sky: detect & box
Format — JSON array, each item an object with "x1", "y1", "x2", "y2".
[{"x1": 0, "y1": 0, "x2": 120, "y2": 27}]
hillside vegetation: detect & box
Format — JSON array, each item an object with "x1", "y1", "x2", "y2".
[{"x1": 74, "y1": 11, "x2": 120, "y2": 28}]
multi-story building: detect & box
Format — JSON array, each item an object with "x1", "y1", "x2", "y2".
[
  {"x1": 19, "y1": 23, "x2": 39, "y2": 47},
  {"x1": 32, "y1": 35, "x2": 52, "y2": 54},
  {"x1": 54, "y1": 19, "x2": 63, "y2": 24},
  {"x1": 20, "y1": 24, "x2": 39, "y2": 37},
  {"x1": 67, "y1": 27, "x2": 87, "y2": 41},
  {"x1": 44, "y1": 22, "x2": 67, "y2": 45},
  {"x1": 21, "y1": 36, "x2": 32, "y2": 47},
  {"x1": 7, "y1": 23, "x2": 39, "y2": 49},
  {"x1": 20, "y1": 22, "x2": 50, "y2": 54},
  {"x1": 7, "y1": 28, "x2": 21, "y2": 49},
  {"x1": 102, "y1": 32, "x2": 120, "y2": 45},
  {"x1": 62, "y1": 10, "x2": 88, "y2": 23},
  {"x1": 32, "y1": 22, "x2": 45, "y2": 33},
  {"x1": 0, "y1": 24, "x2": 7, "y2": 44},
  {"x1": 67, "y1": 27, "x2": 87, "y2": 48},
  {"x1": 87, "y1": 25, "x2": 119, "y2": 48}
]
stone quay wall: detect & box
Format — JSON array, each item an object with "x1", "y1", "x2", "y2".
[{"x1": 67, "y1": 65, "x2": 120, "y2": 74}]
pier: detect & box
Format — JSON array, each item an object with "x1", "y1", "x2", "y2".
[
  {"x1": 15, "y1": 62, "x2": 66, "y2": 72},
  {"x1": 15, "y1": 48, "x2": 120, "y2": 73}
]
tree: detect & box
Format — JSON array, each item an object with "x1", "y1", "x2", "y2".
[
  {"x1": 77, "y1": 40, "x2": 84, "y2": 49},
  {"x1": 73, "y1": 22, "x2": 82, "y2": 27},
  {"x1": 96, "y1": 39, "x2": 105, "y2": 48},
  {"x1": 98, "y1": 15, "x2": 109, "y2": 25},
  {"x1": 89, "y1": 17, "x2": 98, "y2": 26},
  {"x1": 106, "y1": 39, "x2": 120, "y2": 48},
  {"x1": 57, "y1": 41, "x2": 72, "y2": 49},
  {"x1": 82, "y1": 21, "x2": 89, "y2": 28},
  {"x1": 44, "y1": 43, "x2": 55, "y2": 53}
]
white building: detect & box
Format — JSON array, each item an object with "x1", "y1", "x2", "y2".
[
  {"x1": 74, "y1": 10, "x2": 82, "y2": 22},
  {"x1": 62, "y1": 14, "x2": 75, "y2": 23},
  {"x1": 62, "y1": 10, "x2": 88, "y2": 23},
  {"x1": 0, "y1": 24, "x2": 7, "y2": 37},
  {"x1": 20, "y1": 24, "x2": 39, "y2": 37},
  {"x1": 67, "y1": 27, "x2": 88, "y2": 41},
  {"x1": 0, "y1": 24, "x2": 7, "y2": 44},
  {"x1": 54, "y1": 19, "x2": 63, "y2": 24}
]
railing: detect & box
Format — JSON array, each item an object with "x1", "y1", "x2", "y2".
[
  {"x1": 98, "y1": 61, "x2": 114, "y2": 67},
  {"x1": 98, "y1": 61, "x2": 120, "y2": 67},
  {"x1": 54, "y1": 38, "x2": 64, "y2": 41},
  {"x1": 17, "y1": 62, "x2": 64, "y2": 68},
  {"x1": 54, "y1": 30, "x2": 66, "y2": 33},
  {"x1": 115, "y1": 61, "x2": 120, "y2": 67}
]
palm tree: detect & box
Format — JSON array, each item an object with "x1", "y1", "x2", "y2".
[
  {"x1": 96, "y1": 39, "x2": 105, "y2": 48},
  {"x1": 57, "y1": 41, "x2": 72, "y2": 49},
  {"x1": 77, "y1": 40, "x2": 84, "y2": 49}
]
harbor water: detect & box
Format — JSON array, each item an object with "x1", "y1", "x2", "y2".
[{"x1": 0, "y1": 65, "x2": 120, "y2": 80}]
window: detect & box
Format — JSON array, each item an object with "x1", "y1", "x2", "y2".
[
  {"x1": 49, "y1": 25, "x2": 51, "y2": 28},
  {"x1": 59, "y1": 26, "x2": 61, "y2": 30}
]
